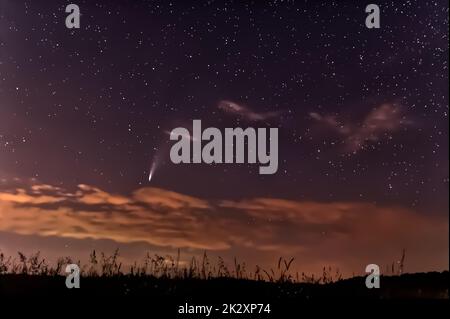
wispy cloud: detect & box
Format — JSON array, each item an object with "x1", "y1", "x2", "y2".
[
  {"x1": 218, "y1": 100, "x2": 281, "y2": 122},
  {"x1": 310, "y1": 103, "x2": 412, "y2": 152},
  {"x1": 0, "y1": 181, "x2": 447, "y2": 275}
]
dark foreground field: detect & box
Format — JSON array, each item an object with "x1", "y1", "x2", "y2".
[
  {"x1": 1, "y1": 271, "x2": 448, "y2": 299},
  {"x1": 0, "y1": 250, "x2": 448, "y2": 300}
]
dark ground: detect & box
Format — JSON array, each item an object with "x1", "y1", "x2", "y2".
[
  {"x1": 0, "y1": 272, "x2": 448, "y2": 317},
  {"x1": 1, "y1": 271, "x2": 448, "y2": 298}
]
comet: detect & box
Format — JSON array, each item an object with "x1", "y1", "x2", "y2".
[
  {"x1": 148, "y1": 160, "x2": 158, "y2": 182},
  {"x1": 147, "y1": 133, "x2": 172, "y2": 183}
]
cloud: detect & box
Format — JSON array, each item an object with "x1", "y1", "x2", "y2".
[
  {"x1": 0, "y1": 183, "x2": 227, "y2": 250},
  {"x1": 133, "y1": 187, "x2": 210, "y2": 209},
  {"x1": 310, "y1": 103, "x2": 412, "y2": 152},
  {"x1": 0, "y1": 188, "x2": 65, "y2": 204},
  {"x1": 76, "y1": 184, "x2": 131, "y2": 206},
  {"x1": 218, "y1": 100, "x2": 281, "y2": 122},
  {"x1": 0, "y1": 182, "x2": 447, "y2": 275}
]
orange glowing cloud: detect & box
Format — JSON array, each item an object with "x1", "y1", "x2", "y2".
[{"x1": 0, "y1": 182, "x2": 447, "y2": 275}]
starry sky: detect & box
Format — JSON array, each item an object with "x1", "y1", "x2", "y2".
[{"x1": 0, "y1": 0, "x2": 448, "y2": 276}]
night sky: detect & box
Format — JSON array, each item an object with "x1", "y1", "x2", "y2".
[{"x1": 0, "y1": 0, "x2": 448, "y2": 275}]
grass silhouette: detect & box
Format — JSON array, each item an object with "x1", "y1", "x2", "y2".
[{"x1": 0, "y1": 249, "x2": 448, "y2": 298}]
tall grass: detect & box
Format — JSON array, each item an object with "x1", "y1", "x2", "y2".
[{"x1": 0, "y1": 249, "x2": 407, "y2": 284}]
